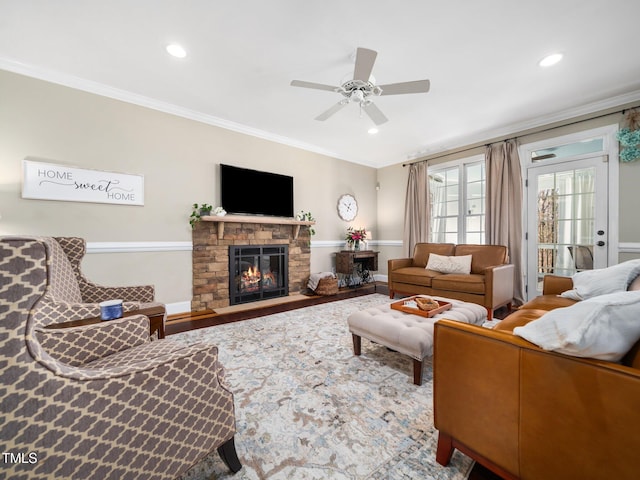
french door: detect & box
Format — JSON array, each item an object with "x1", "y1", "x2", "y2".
[{"x1": 526, "y1": 156, "x2": 609, "y2": 298}]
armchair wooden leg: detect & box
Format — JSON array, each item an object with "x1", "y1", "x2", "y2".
[
  {"x1": 435, "y1": 432, "x2": 454, "y2": 466},
  {"x1": 217, "y1": 436, "x2": 242, "y2": 473}
]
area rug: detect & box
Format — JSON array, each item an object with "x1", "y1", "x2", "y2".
[{"x1": 173, "y1": 294, "x2": 473, "y2": 479}]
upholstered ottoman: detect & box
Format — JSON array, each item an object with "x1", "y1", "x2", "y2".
[{"x1": 347, "y1": 296, "x2": 486, "y2": 385}]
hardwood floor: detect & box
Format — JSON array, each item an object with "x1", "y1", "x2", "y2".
[
  {"x1": 166, "y1": 284, "x2": 508, "y2": 480},
  {"x1": 165, "y1": 283, "x2": 385, "y2": 335}
]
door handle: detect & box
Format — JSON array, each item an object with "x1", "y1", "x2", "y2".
[{"x1": 597, "y1": 241, "x2": 605, "y2": 247}]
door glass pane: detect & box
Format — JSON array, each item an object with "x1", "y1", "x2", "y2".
[{"x1": 535, "y1": 167, "x2": 596, "y2": 290}]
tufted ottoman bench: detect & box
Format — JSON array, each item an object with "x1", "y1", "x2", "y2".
[{"x1": 347, "y1": 296, "x2": 486, "y2": 385}]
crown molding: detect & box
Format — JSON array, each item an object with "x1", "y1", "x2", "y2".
[
  {"x1": 402, "y1": 89, "x2": 640, "y2": 165},
  {"x1": 0, "y1": 58, "x2": 356, "y2": 165},
  {"x1": 4, "y1": 57, "x2": 640, "y2": 170}
]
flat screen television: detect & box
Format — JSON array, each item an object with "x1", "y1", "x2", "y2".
[{"x1": 220, "y1": 164, "x2": 294, "y2": 217}]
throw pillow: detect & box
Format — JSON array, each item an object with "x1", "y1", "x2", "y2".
[
  {"x1": 514, "y1": 290, "x2": 640, "y2": 361},
  {"x1": 426, "y1": 253, "x2": 472, "y2": 274},
  {"x1": 559, "y1": 259, "x2": 640, "y2": 301}
]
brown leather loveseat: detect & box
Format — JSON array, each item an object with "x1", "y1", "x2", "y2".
[
  {"x1": 433, "y1": 274, "x2": 640, "y2": 480},
  {"x1": 388, "y1": 243, "x2": 514, "y2": 319}
]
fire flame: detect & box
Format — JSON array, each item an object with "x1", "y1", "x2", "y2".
[{"x1": 240, "y1": 265, "x2": 277, "y2": 291}]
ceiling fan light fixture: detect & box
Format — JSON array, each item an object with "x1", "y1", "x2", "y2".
[
  {"x1": 290, "y1": 47, "x2": 429, "y2": 124},
  {"x1": 539, "y1": 53, "x2": 563, "y2": 67},
  {"x1": 350, "y1": 90, "x2": 365, "y2": 103},
  {"x1": 166, "y1": 43, "x2": 187, "y2": 58}
]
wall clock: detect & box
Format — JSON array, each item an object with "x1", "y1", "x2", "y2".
[{"x1": 337, "y1": 194, "x2": 358, "y2": 222}]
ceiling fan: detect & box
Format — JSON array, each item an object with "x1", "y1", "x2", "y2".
[{"x1": 290, "y1": 47, "x2": 430, "y2": 126}]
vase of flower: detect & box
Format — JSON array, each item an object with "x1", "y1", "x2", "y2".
[{"x1": 345, "y1": 227, "x2": 367, "y2": 251}]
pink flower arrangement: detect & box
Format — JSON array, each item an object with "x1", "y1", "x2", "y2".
[{"x1": 345, "y1": 227, "x2": 367, "y2": 244}]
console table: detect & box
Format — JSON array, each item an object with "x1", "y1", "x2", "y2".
[{"x1": 44, "y1": 306, "x2": 166, "y2": 339}]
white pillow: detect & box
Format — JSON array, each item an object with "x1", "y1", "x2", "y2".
[
  {"x1": 514, "y1": 290, "x2": 640, "y2": 361},
  {"x1": 560, "y1": 259, "x2": 640, "y2": 301},
  {"x1": 426, "y1": 253, "x2": 472, "y2": 274}
]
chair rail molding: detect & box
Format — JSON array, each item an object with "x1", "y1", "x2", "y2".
[
  {"x1": 86, "y1": 241, "x2": 193, "y2": 254},
  {"x1": 619, "y1": 242, "x2": 640, "y2": 254}
]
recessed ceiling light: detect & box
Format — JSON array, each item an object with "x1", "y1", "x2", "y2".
[
  {"x1": 539, "y1": 53, "x2": 563, "y2": 67},
  {"x1": 166, "y1": 44, "x2": 187, "y2": 58},
  {"x1": 368, "y1": 127, "x2": 379, "y2": 135}
]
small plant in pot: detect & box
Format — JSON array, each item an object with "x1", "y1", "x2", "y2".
[{"x1": 189, "y1": 203, "x2": 213, "y2": 228}]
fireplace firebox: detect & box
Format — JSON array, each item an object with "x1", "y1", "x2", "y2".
[{"x1": 229, "y1": 245, "x2": 288, "y2": 305}]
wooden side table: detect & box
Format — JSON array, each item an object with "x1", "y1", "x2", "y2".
[{"x1": 44, "y1": 305, "x2": 166, "y2": 339}]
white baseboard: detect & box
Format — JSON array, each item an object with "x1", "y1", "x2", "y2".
[{"x1": 373, "y1": 274, "x2": 388, "y2": 283}]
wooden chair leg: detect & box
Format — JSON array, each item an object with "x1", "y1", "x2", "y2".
[
  {"x1": 352, "y1": 334, "x2": 362, "y2": 355},
  {"x1": 217, "y1": 436, "x2": 242, "y2": 473},
  {"x1": 435, "y1": 432, "x2": 454, "y2": 466}
]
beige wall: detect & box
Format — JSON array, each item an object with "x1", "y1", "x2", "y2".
[{"x1": 0, "y1": 70, "x2": 377, "y2": 309}]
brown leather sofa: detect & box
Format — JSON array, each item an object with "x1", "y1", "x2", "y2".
[
  {"x1": 388, "y1": 243, "x2": 514, "y2": 319},
  {"x1": 433, "y1": 275, "x2": 640, "y2": 480}
]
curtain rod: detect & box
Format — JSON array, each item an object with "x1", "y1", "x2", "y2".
[{"x1": 402, "y1": 104, "x2": 639, "y2": 167}]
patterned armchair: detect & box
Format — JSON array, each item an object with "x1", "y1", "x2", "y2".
[
  {"x1": 0, "y1": 238, "x2": 241, "y2": 479},
  {"x1": 34, "y1": 236, "x2": 161, "y2": 322}
]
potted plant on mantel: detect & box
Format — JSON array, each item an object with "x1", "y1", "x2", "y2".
[
  {"x1": 189, "y1": 203, "x2": 212, "y2": 229},
  {"x1": 190, "y1": 204, "x2": 227, "y2": 228}
]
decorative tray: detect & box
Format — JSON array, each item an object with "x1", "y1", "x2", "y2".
[{"x1": 390, "y1": 296, "x2": 452, "y2": 318}]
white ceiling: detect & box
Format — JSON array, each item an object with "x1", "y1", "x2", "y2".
[{"x1": 2, "y1": 0, "x2": 640, "y2": 168}]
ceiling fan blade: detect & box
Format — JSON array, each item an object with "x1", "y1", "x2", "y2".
[
  {"x1": 353, "y1": 48, "x2": 377, "y2": 82},
  {"x1": 363, "y1": 102, "x2": 388, "y2": 125},
  {"x1": 315, "y1": 102, "x2": 348, "y2": 121},
  {"x1": 378, "y1": 79, "x2": 431, "y2": 95},
  {"x1": 290, "y1": 80, "x2": 339, "y2": 92}
]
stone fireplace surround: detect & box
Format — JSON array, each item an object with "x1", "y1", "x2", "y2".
[{"x1": 191, "y1": 215, "x2": 313, "y2": 311}]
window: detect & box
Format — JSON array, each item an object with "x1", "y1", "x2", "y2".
[{"x1": 429, "y1": 155, "x2": 485, "y2": 244}]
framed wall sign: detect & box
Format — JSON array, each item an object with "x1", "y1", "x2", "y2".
[{"x1": 22, "y1": 159, "x2": 144, "y2": 206}]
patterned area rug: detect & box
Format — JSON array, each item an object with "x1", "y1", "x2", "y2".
[{"x1": 174, "y1": 294, "x2": 473, "y2": 479}]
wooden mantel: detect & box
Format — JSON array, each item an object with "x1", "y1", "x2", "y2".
[{"x1": 201, "y1": 215, "x2": 316, "y2": 240}]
